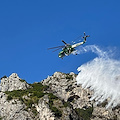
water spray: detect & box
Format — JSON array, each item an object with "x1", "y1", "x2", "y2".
[{"x1": 76, "y1": 45, "x2": 120, "y2": 108}]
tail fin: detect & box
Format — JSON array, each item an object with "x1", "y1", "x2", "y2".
[
  {"x1": 82, "y1": 32, "x2": 90, "y2": 43},
  {"x1": 82, "y1": 32, "x2": 90, "y2": 39}
]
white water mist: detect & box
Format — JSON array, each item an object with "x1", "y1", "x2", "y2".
[{"x1": 76, "y1": 45, "x2": 120, "y2": 108}]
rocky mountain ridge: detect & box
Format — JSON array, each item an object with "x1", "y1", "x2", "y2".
[{"x1": 0, "y1": 72, "x2": 119, "y2": 120}]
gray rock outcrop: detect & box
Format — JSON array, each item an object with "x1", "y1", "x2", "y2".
[
  {"x1": 0, "y1": 92, "x2": 32, "y2": 120},
  {"x1": 0, "y1": 72, "x2": 119, "y2": 120},
  {"x1": 36, "y1": 95, "x2": 55, "y2": 120},
  {"x1": 0, "y1": 73, "x2": 30, "y2": 92},
  {"x1": 42, "y1": 72, "x2": 93, "y2": 108},
  {"x1": 42, "y1": 72, "x2": 120, "y2": 120}
]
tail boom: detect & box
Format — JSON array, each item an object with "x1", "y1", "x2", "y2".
[{"x1": 71, "y1": 42, "x2": 85, "y2": 48}]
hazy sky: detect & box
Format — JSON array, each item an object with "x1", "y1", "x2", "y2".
[{"x1": 0, "y1": 0, "x2": 120, "y2": 83}]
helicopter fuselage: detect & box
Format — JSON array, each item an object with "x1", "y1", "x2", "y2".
[
  {"x1": 58, "y1": 44, "x2": 76, "y2": 58},
  {"x1": 58, "y1": 40, "x2": 87, "y2": 58}
]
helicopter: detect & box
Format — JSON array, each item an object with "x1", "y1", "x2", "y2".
[{"x1": 48, "y1": 32, "x2": 90, "y2": 59}]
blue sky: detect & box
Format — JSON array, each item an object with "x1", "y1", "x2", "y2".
[{"x1": 0, "y1": 0, "x2": 120, "y2": 83}]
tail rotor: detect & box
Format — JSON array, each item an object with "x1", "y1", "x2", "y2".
[{"x1": 82, "y1": 32, "x2": 90, "y2": 39}]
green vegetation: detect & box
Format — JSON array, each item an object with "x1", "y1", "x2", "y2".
[
  {"x1": 5, "y1": 82, "x2": 48, "y2": 117},
  {"x1": 112, "y1": 115, "x2": 117, "y2": 120},
  {"x1": 5, "y1": 82, "x2": 48, "y2": 103},
  {"x1": 97, "y1": 100, "x2": 108, "y2": 107},
  {"x1": 5, "y1": 82, "x2": 62, "y2": 118},
  {"x1": 101, "y1": 101, "x2": 108, "y2": 107},
  {"x1": 1, "y1": 75, "x2": 7, "y2": 79},
  {"x1": 66, "y1": 74, "x2": 73, "y2": 80},
  {"x1": 7, "y1": 95, "x2": 13, "y2": 101},
  {"x1": 19, "y1": 79, "x2": 26, "y2": 82},
  {"x1": 75, "y1": 106, "x2": 93, "y2": 120},
  {"x1": 50, "y1": 106, "x2": 62, "y2": 117},
  {"x1": 48, "y1": 93, "x2": 62, "y2": 118},
  {"x1": 63, "y1": 101, "x2": 71, "y2": 108}
]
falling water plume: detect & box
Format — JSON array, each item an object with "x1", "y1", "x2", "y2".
[{"x1": 76, "y1": 45, "x2": 120, "y2": 108}]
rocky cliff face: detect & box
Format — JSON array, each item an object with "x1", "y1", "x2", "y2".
[
  {"x1": 0, "y1": 72, "x2": 120, "y2": 120},
  {"x1": 0, "y1": 73, "x2": 30, "y2": 92}
]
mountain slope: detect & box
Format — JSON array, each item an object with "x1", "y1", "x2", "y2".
[{"x1": 0, "y1": 73, "x2": 120, "y2": 120}]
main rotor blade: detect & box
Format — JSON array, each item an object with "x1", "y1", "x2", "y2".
[
  {"x1": 62, "y1": 40, "x2": 67, "y2": 45},
  {"x1": 48, "y1": 45, "x2": 65, "y2": 50},
  {"x1": 73, "y1": 35, "x2": 82, "y2": 42},
  {"x1": 52, "y1": 47, "x2": 63, "y2": 52}
]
